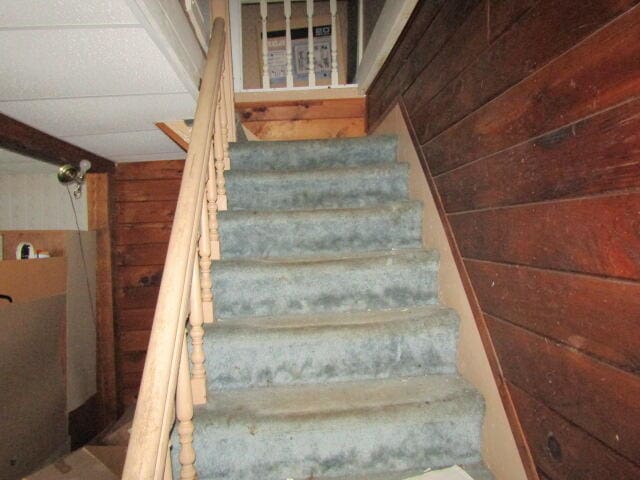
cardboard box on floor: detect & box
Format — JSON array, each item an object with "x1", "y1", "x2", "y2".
[{"x1": 24, "y1": 446, "x2": 126, "y2": 480}]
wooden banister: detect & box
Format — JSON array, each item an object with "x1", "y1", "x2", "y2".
[{"x1": 122, "y1": 15, "x2": 228, "y2": 480}]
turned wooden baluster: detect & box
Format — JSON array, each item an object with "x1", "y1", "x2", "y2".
[
  {"x1": 214, "y1": 93, "x2": 228, "y2": 211},
  {"x1": 206, "y1": 147, "x2": 221, "y2": 266},
  {"x1": 306, "y1": 0, "x2": 315, "y2": 87},
  {"x1": 220, "y1": 65, "x2": 231, "y2": 171},
  {"x1": 199, "y1": 185, "x2": 216, "y2": 325},
  {"x1": 330, "y1": 0, "x2": 338, "y2": 85},
  {"x1": 189, "y1": 252, "x2": 207, "y2": 405},
  {"x1": 284, "y1": 0, "x2": 294, "y2": 87},
  {"x1": 260, "y1": 0, "x2": 270, "y2": 88},
  {"x1": 177, "y1": 333, "x2": 197, "y2": 480}
]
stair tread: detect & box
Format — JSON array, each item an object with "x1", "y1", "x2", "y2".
[
  {"x1": 210, "y1": 305, "x2": 456, "y2": 331},
  {"x1": 230, "y1": 135, "x2": 397, "y2": 171},
  {"x1": 213, "y1": 249, "x2": 439, "y2": 318},
  {"x1": 227, "y1": 161, "x2": 408, "y2": 178},
  {"x1": 197, "y1": 374, "x2": 482, "y2": 423},
  {"x1": 215, "y1": 247, "x2": 438, "y2": 269},
  {"x1": 219, "y1": 201, "x2": 422, "y2": 259},
  {"x1": 226, "y1": 163, "x2": 410, "y2": 211},
  {"x1": 206, "y1": 306, "x2": 458, "y2": 391},
  {"x1": 219, "y1": 199, "x2": 421, "y2": 219}
]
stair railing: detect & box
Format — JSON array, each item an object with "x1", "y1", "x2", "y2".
[
  {"x1": 122, "y1": 13, "x2": 233, "y2": 480},
  {"x1": 231, "y1": 0, "x2": 350, "y2": 90}
]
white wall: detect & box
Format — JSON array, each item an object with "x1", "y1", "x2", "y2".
[
  {"x1": 66, "y1": 231, "x2": 97, "y2": 411},
  {"x1": 373, "y1": 105, "x2": 528, "y2": 480},
  {"x1": 0, "y1": 168, "x2": 96, "y2": 411},
  {"x1": 0, "y1": 173, "x2": 88, "y2": 231}
]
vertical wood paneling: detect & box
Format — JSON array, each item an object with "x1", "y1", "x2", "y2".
[
  {"x1": 111, "y1": 159, "x2": 184, "y2": 408},
  {"x1": 366, "y1": 0, "x2": 444, "y2": 108},
  {"x1": 367, "y1": 1, "x2": 640, "y2": 476},
  {"x1": 467, "y1": 260, "x2": 640, "y2": 372},
  {"x1": 87, "y1": 174, "x2": 118, "y2": 429},
  {"x1": 381, "y1": 0, "x2": 481, "y2": 110},
  {"x1": 402, "y1": 0, "x2": 536, "y2": 123},
  {"x1": 412, "y1": 0, "x2": 640, "y2": 145},
  {"x1": 435, "y1": 96, "x2": 640, "y2": 212},
  {"x1": 449, "y1": 194, "x2": 640, "y2": 279},
  {"x1": 488, "y1": 316, "x2": 640, "y2": 463},
  {"x1": 421, "y1": 4, "x2": 640, "y2": 174},
  {"x1": 509, "y1": 382, "x2": 640, "y2": 480}
]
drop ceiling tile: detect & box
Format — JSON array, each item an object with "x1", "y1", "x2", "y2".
[
  {"x1": 0, "y1": 28, "x2": 187, "y2": 100},
  {"x1": 0, "y1": 93, "x2": 196, "y2": 137},
  {"x1": 62, "y1": 130, "x2": 184, "y2": 159},
  {"x1": 0, "y1": 0, "x2": 138, "y2": 27}
]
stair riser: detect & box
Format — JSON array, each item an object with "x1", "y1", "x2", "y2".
[
  {"x1": 188, "y1": 403, "x2": 483, "y2": 480},
  {"x1": 219, "y1": 203, "x2": 422, "y2": 259},
  {"x1": 225, "y1": 165, "x2": 409, "y2": 211},
  {"x1": 206, "y1": 319, "x2": 458, "y2": 390},
  {"x1": 230, "y1": 136, "x2": 397, "y2": 171},
  {"x1": 212, "y1": 255, "x2": 439, "y2": 318}
]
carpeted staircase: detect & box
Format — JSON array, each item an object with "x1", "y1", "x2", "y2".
[{"x1": 181, "y1": 135, "x2": 493, "y2": 479}]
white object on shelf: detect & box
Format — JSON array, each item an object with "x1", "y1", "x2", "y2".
[{"x1": 16, "y1": 242, "x2": 37, "y2": 260}]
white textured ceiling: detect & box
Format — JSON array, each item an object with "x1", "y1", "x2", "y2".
[
  {"x1": 0, "y1": 0, "x2": 196, "y2": 167},
  {"x1": 0, "y1": 1, "x2": 139, "y2": 27}
]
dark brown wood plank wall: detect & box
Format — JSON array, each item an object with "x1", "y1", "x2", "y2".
[
  {"x1": 367, "y1": 1, "x2": 640, "y2": 478},
  {"x1": 111, "y1": 160, "x2": 184, "y2": 408}
]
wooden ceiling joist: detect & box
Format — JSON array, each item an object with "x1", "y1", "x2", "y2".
[{"x1": 0, "y1": 113, "x2": 115, "y2": 173}]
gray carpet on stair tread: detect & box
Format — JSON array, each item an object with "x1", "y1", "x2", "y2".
[
  {"x1": 186, "y1": 376, "x2": 484, "y2": 480},
  {"x1": 229, "y1": 135, "x2": 397, "y2": 171},
  {"x1": 225, "y1": 163, "x2": 410, "y2": 211},
  {"x1": 219, "y1": 201, "x2": 422, "y2": 259},
  {"x1": 189, "y1": 135, "x2": 489, "y2": 479},
  {"x1": 212, "y1": 249, "x2": 439, "y2": 319},
  {"x1": 205, "y1": 306, "x2": 459, "y2": 390}
]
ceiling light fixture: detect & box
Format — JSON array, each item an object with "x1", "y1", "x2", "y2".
[{"x1": 57, "y1": 159, "x2": 92, "y2": 198}]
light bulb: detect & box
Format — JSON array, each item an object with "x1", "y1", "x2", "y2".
[{"x1": 79, "y1": 159, "x2": 92, "y2": 174}]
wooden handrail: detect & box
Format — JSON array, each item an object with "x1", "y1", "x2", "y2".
[{"x1": 122, "y1": 16, "x2": 227, "y2": 480}]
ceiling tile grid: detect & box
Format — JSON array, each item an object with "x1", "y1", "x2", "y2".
[
  {"x1": 0, "y1": 93, "x2": 196, "y2": 137},
  {"x1": 62, "y1": 130, "x2": 184, "y2": 160},
  {"x1": 0, "y1": 0, "x2": 195, "y2": 164},
  {"x1": 0, "y1": 28, "x2": 188, "y2": 100},
  {"x1": 0, "y1": 0, "x2": 139, "y2": 27}
]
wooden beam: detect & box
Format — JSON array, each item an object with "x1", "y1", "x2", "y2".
[
  {"x1": 156, "y1": 121, "x2": 190, "y2": 152},
  {"x1": 0, "y1": 113, "x2": 115, "y2": 173},
  {"x1": 86, "y1": 174, "x2": 118, "y2": 427}
]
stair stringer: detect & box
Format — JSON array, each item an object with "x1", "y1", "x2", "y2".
[{"x1": 371, "y1": 104, "x2": 529, "y2": 480}]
